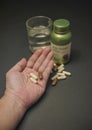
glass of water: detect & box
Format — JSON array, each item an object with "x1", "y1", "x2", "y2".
[{"x1": 25, "y1": 16, "x2": 53, "y2": 53}]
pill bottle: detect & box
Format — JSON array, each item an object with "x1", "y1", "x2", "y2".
[{"x1": 51, "y1": 19, "x2": 72, "y2": 65}]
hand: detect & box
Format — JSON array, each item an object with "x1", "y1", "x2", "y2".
[{"x1": 5, "y1": 48, "x2": 54, "y2": 110}]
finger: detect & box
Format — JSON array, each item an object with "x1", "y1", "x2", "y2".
[
  {"x1": 33, "y1": 47, "x2": 51, "y2": 71},
  {"x1": 27, "y1": 48, "x2": 43, "y2": 68},
  {"x1": 38, "y1": 51, "x2": 53, "y2": 72},
  {"x1": 43, "y1": 60, "x2": 54, "y2": 85},
  {"x1": 11, "y1": 58, "x2": 27, "y2": 72}
]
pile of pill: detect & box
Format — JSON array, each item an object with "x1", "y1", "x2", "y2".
[
  {"x1": 29, "y1": 71, "x2": 43, "y2": 84},
  {"x1": 51, "y1": 63, "x2": 71, "y2": 86},
  {"x1": 29, "y1": 64, "x2": 71, "y2": 86}
]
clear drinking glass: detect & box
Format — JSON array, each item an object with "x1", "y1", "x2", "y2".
[{"x1": 26, "y1": 16, "x2": 53, "y2": 53}]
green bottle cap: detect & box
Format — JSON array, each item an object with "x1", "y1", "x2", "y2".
[{"x1": 53, "y1": 19, "x2": 70, "y2": 33}]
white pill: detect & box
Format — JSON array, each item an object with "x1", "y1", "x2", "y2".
[
  {"x1": 57, "y1": 72, "x2": 65, "y2": 76},
  {"x1": 58, "y1": 67, "x2": 64, "y2": 73},
  {"x1": 30, "y1": 73, "x2": 38, "y2": 80},
  {"x1": 57, "y1": 75, "x2": 67, "y2": 80},
  {"x1": 30, "y1": 77, "x2": 37, "y2": 83},
  {"x1": 58, "y1": 64, "x2": 64, "y2": 70},
  {"x1": 51, "y1": 74, "x2": 58, "y2": 80},
  {"x1": 63, "y1": 71, "x2": 71, "y2": 76}
]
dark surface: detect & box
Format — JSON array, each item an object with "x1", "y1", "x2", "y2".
[{"x1": 0, "y1": 1, "x2": 92, "y2": 130}]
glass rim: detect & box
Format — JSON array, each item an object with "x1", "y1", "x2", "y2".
[{"x1": 25, "y1": 16, "x2": 52, "y2": 29}]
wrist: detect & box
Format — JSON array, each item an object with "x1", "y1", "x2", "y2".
[
  {"x1": 3, "y1": 90, "x2": 27, "y2": 114},
  {"x1": 0, "y1": 91, "x2": 27, "y2": 130}
]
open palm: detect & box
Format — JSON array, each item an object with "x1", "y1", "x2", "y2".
[{"x1": 5, "y1": 48, "x2": 54, "y2": 109}]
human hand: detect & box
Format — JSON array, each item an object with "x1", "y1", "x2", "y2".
[{"x1": 5, "y1": 48, "x2": 54, "y2": 110}]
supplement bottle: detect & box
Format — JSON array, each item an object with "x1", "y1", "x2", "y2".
[{"x1": 51, "y1": 19, "x2": 72, "y2": 64}]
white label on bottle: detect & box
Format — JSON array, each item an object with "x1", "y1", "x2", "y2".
[{"x1": 51, "y1": 42, "x2": 71, "y2": 64}]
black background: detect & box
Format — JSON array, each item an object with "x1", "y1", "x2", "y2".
[{"x1": 0, "y1": 1, "x2": 92, "y2": 130}]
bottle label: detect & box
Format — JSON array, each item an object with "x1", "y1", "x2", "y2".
[{"x1": 51, "y1": 42, "x2": 71, "y2": 64}]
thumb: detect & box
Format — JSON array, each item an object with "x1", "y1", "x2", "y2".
[{"x1": 11, "y1": 58, "x2": 27, "y2": 72}]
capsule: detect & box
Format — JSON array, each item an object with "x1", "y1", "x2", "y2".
[
  {"x1": 58, "y1": 64, "x2": 64, "y2": 70},
  {"x1": 52, "y1": 78, "x2": 57, "y2": 86},
  {"x1": 57, "y1": 75, "x2": 67, "y2": 80},
  {"x1": 51, "y1": 74, "x2": 58, "y2": 80},
  {"x1": 30, "y1": 73, "x2": 38, "y2": 80},
  {"x1": 30, "y1": 77, "x2": 38, "y2": 83},
  {"x1": 63, "y1": 71, "x2": 71, "y2": 76},
  {"x1": 38, "y1": 71, "x2": 43, "y2": 80},
  {"x1": 53, "y1": 63, "x2": 58, "y2": 71},
  {"x1": 57, "y1": 72, "x2": 65, "y2": 76},
  {"x1": 58, "y1": 67, "x2": 64, "y2": 73}
]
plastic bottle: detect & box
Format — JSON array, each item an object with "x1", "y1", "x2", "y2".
[{"x1": 51, "y1": 19, "x2": 72, "y2": 65}]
